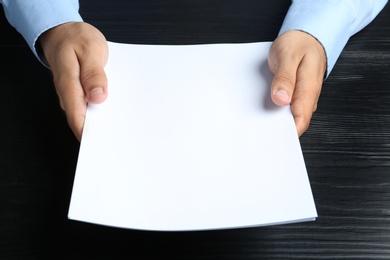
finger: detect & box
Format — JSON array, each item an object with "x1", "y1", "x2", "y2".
[
  {"x1": 78, "y1": 39, "x2": 108, "y2": 104},
  {"x1": 291, "y1": 55, "x2": 324, "y2": 136},
  {"x1": 268, "y1": 46, "x2": 302, "y2": 107},
  {"x1": 51, "y1": 47, "x2": 87, "y2": 141}
]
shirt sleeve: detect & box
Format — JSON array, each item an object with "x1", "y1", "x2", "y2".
[
  {"x1": 0, "y1": 0, "x2": 83, "y2": 66},
  {"x1": 279, "y1": 0, "x2": 388, "y2": 77}
]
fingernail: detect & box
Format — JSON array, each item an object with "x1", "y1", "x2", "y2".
[
  {"x1": 89, "y1": 87, "x2": 104, "y2": 99},
  {"x1": 274, "y1": 89, "x2": 290, "y2": 105}
]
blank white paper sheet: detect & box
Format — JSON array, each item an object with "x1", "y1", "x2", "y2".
[{"x1": 68, "y1": 41, "x2": 317, "y2": 231}]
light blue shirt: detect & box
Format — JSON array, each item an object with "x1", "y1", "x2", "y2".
[
  {"x1": 1, "y1": 0, "x2": 387, "y2": 75},
  {"x1": 279, "y1": 0, "x2": 388, "y2": 77},
  {"x1": 0, "y1": 0, "x2": 82, "y2": 65}
]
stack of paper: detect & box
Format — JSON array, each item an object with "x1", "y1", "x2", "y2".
[{"x1": 68, "y1": 41, "x2": 317, "y2": 231}]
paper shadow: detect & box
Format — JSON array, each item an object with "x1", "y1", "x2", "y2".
[{"x1": 258, "y1": 60, "x2": 280, "y2": 112}]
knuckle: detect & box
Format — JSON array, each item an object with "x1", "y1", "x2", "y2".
[
  {"x1": 81, "y1": 68, "x2": 104, "y2": 88},
  {"x1": 301, "y1": 116, "x2": 311, "y2": 133},
  {"x1": 312, "y1": 103, "x2": 318, "y2": 113},
  {"x1": 275, "y1": 71, "x2": 296, "y2": 89}
]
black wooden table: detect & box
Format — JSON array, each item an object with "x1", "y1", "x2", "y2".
[{"x1": 1, "y1": 1, "x2": 390, "y2": 259}]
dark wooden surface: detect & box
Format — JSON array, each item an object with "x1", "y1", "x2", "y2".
[{"x1": 1, "y1": 1, "x2": 390, "y2": 259}]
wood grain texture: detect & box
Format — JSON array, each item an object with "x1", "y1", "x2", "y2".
[{"x1": 0, "y1": 1, "x2": 389, "y2": 259}]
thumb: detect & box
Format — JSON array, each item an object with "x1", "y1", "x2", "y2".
[
  {"x1": 268, "y1": 49, "x2": 301, "y2": 107},
  {"x1": 78, "y1": 42, "x2": 108, "y2": 104}
]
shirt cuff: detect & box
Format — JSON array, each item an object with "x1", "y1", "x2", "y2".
[
  {"x1": 2, "y1": 0, "x2": 83, "y2": 67},
  {"x1": 278, "y1": 0, "x2": 387, "y2": 77}
]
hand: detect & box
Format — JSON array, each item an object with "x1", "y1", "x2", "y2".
[
  {"x1": 268, "y1": 30, "x2": 327, "y2": 136},
  {"x1": 40, "y1": 22, "x2": 108, "y2": 141}
]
